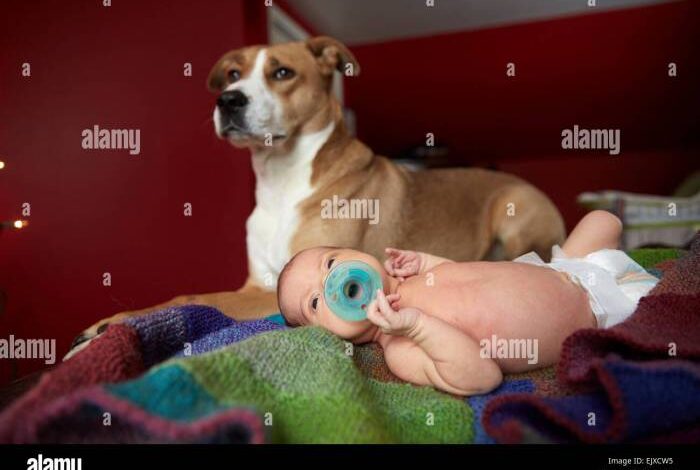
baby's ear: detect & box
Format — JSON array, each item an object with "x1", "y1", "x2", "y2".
[{"x1": 306, "y1": 36, "x2": 360, "y2": 77}]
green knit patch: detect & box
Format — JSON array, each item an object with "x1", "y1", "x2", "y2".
[
  {"x1": 628, "y1": 248, "x2": 682, "y2": 269},
  {"x1": 173, "y1": 327, "x2": 473, "y2": 443}
]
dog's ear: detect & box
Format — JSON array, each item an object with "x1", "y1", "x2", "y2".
[
  {"x1": 207, "y1": 50, "x2": 238, "y2": 93},
  {"x1": 306, "y1": 36, "x2": 360, "y2": 77}
]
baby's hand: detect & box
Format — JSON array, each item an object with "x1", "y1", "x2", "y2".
[
  {"x1": 384, "y1": 248, "x2": 422, "y2": 281},
  {"x1": 366, "y1": 289, "x2": 421, "y2": 337}
]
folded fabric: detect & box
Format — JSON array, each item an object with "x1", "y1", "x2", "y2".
[{"x1": 577, "y1": 191, "x2": 700, "y2": 249}]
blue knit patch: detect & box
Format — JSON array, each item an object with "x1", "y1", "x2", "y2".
[
  {"x1": 107, "y1": 365, "x2": 224, "y2": 421},
  {"x1": 468, "y1": 379, "x2": 534, "y2": 444}
]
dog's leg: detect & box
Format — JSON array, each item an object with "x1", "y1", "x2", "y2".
[
  {"x1": 491, "y1": 185, "x2": 566, "y2": 261},
  {"x1": 66, "y1": 280, "x2": 278, "y2": 360}
]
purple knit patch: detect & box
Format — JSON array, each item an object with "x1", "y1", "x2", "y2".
[
  {"x1": 174, "y1": 318, "x2": 283, "y2": 357},
  {"x1": 125, "y1": 305, "x2": 283, "y2": 364}
]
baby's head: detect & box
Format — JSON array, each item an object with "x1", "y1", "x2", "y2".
[{"x1": 277, "y1": 246, "x2": 390, "y2": 340}]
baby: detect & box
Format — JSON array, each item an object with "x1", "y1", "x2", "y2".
[{"x1": 277, "y1": 211, "x2": 658, "y2": 396}]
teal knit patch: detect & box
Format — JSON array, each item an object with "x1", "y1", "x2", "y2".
[
  {"x1": 264, "y1": 313, "x2": 287, "y2": 325},
  {"x1": 106, "y1": 365, "x2": 225, "y2": 422}
]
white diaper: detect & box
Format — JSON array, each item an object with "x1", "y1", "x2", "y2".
[{"x1": 514, "y1": 246, "x2": 659, "y2": 328}]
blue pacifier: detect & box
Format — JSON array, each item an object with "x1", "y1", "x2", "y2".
[{"x1": 323, "y1": 260, "x2": 383, "y2": 322}]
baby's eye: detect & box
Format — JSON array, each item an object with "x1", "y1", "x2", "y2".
[
  {"x1": 311, "y1": 296, "x2": 319, "y2": 311},
  {"x1": 327, "y1": 257, "x2": 336, "y2": 269}
]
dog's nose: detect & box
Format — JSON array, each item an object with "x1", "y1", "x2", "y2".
[{"x1": 217, "y1": 90, "x2": 248, "y2": 111}]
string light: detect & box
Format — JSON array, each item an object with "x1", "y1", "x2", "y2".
[
  {"x1": 1, "y1": 160, "x2": 26, "y2": 231},
  {"x1": 0, "y1": 161, "x2": 26, "y2": 231},
  {"x1": 0, "y1": 220, "x2": 27, "y2": 230}
]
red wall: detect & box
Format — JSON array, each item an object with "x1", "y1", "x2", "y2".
[
  {"x1": 0, "y1": 0, "x2": 265, "y2": 383},
  {"x1": 344, "y1": 1, "x2": 699, "y2": 229}
]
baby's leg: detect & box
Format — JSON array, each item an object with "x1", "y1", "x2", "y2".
[{"x1": 561, "y1": 210, "x2": 622, "y2": 257}]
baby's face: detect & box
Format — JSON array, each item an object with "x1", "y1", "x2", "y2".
[{"x1": 278, "y1": 247, "x2": 389, "y2": 340}]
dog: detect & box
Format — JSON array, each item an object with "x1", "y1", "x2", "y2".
[{"x1": 67, "y1": 36, "x2": 565, "y2": 358}]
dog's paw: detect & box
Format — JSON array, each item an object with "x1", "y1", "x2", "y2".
[{"x1": 63, "y1": 312, "x2": 131, "y2": 361}]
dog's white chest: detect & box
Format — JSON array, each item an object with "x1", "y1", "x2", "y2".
[{"x1": 246, "y1": 123, "x2": 335, "y2": 288}]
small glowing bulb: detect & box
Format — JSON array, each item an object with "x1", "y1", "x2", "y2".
[
  {"x1": 0, "y1": 161, "x2": 5, "y2": 170},
  {"x1": 13, "y1": 220, "x2": 23, "y2": 229}
]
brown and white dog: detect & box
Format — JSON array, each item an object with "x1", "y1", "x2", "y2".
[{"x1": 67, "y1": 36, "x2": 564, "y2": 358}]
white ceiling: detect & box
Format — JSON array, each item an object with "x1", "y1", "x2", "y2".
[{"x1": 285, "y1": 0, "x2": 677, "y2": 45}]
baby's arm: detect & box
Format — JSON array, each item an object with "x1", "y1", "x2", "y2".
[
  {"x1": 368, "y1": 290, "x2": 502, "y2": 396},
  {"x1": 384, "y1": 248, "x2": 453, "y2": 280}
]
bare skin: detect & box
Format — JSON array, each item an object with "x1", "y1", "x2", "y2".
[{"x1": 278, "y1": 211, "x2": 623, "y2": 396}]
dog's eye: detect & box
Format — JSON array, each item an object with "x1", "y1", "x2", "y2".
[
  {"x1": 272, "y1": 67, "x2": 295, "y2": 81},
  {"x1": 310, "y1": 296, "x2": 319, "y2": 312},
  {"x1": 228, "y1": 70, "x2": 241, "y2": 82},
  {"x1": 327, "y1": 257, "x2": 336, "y2": 269}
]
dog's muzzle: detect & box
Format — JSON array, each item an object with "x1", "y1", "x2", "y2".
[{"x1": 216, "y1": 90, "x2": 249, "y2": 134}]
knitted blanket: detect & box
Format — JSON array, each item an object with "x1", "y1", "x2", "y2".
[
  {"x1": 0, "y1": 306, "x2": 479, "y2": 443},
  {"x1": 0, "y1": 244, "x2": 695, "y2": 443}
]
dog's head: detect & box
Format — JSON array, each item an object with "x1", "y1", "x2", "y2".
[{"x1": 208, "y1": 36, "x2": 359, "y2": 149}]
